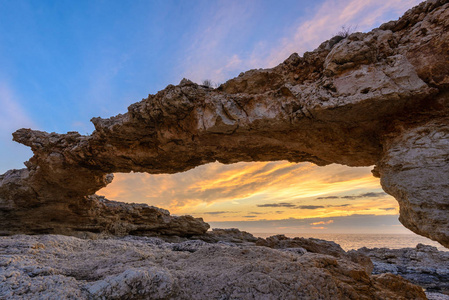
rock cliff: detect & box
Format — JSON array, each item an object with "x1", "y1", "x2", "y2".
[{"x1": 0, "y1": 0, "x2": 448, "y2": 245}]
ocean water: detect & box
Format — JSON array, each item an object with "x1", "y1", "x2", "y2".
[{"x1": 252, "y1": 233, "x2": 447, "y2": 251}]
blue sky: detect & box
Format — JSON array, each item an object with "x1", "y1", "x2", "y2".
[{"x1": 0, "y1": 0, "x2": 428, "y2": 236}]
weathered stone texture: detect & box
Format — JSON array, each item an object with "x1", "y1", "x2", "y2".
[
  {"x1": 377, "y1": 121, "x2": 449, "y2": 247},
  {"x1": 0, "y1": 234, "x2": 427, "y2": 299},
  {"x1": 355, "y1": 243, "x2": 449, "y2": 297}
]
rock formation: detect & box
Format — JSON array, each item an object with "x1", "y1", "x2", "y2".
[
  {"x1": 355, "y1": 244, "x2": 449, "y2": 296},
  {"x1": 0, "y1": 234, "x2": 427, "y2": 299},
  {"x1": 0, "y1": 0, "x2": 448, "y2": 245}
]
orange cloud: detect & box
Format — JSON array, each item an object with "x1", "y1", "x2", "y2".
[
  {"x1": 98, "y1": 160, "x2": 398, "y2": 223},
  {"x1": 100, "y1": 161, "x2": 379, "y2": 209},
  {"x1": 310, "y1": 220, "x2": 334, "y2": 226}
]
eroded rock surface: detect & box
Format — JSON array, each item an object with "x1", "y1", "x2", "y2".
[
  {"x1": 376, "y1": 120, "x2": 449, "y2": 246},
  {"x1": 256, "y1": 234, "x2": 374, "y2": 273},
  {"x1": 0, "y1": 234, "x2": 427, "y2": 300},
  {"x1": 0, "y1": 1, "x2": 448, "y2": 244},
  {"x1": 355, "y1": 244, "x2": 449, "y2": 296}
]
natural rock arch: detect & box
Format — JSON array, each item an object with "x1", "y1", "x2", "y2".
[{"x1": 0, "y1": 1, "x2": 448, "y2": 246}]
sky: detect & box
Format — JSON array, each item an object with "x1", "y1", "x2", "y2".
[{"x1": 0, "y1": 0, "x2": 424, "y2": 235}]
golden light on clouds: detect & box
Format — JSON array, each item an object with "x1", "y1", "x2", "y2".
[
  {"x1": 99, "y1": 161, "x2": 399, "y2": 224},
  {"x1": 310, "y1": 220, "x2": 334, "y2": 226}
]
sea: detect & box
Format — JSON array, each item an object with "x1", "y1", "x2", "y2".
[{"x1": 252, "y1": 233, "x2": 448, "y2": 251}]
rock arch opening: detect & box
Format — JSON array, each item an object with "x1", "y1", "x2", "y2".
[{"x1": 98, "y1": 161, "x2": 401, "y2": 232}]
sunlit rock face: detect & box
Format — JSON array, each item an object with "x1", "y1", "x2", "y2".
[
  {"x1": 0, "y1": 1, "x2": 448, "y2": 244},
  {"x1": 377, "y1": 120, "x2": 449, "y2": 247}
]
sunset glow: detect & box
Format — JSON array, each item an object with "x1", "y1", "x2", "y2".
[{"x1": 99, "y1": 161, "x2": 403, "y2": 233}]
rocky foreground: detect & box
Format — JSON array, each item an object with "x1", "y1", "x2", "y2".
[
  {"x1": 0, "y1": 231, "x2": 429, "y2": 300},
  {"x1": 355, "y1": 244, "x2": 449, "y2": 298}
]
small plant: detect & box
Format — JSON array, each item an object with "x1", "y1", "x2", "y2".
[
  {"x1": 336, "y1": 25, "x2": 357, "y2": 39},
  {"x1": 200, "y1": 79, "x2": 222, "y2": 89},
  {"x1": 201, "y1": 79, "x2": 213, "y2": 88}
]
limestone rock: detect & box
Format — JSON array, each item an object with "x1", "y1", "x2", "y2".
[
  {"x1": 194, "y1": 228, "x2": 259, "y2": 243},
  {"x1": 355, "y1": 243, "x2": 449, "y2": 296},
  {"x1": 0, "y1": 189, "x2": 209, "y2": 237},
  {"x1": 256, "y1": 234, "x2": 374, "y2": 274},
  {"x1": 376, "y1": 120, "x2": 449, "y2": 247},
  {"x1": 0, "y1": 234, "x2": 427, "y2": 299},
  {"x1": 0, "y1": 0, "x2": 448, "y2": 245}
]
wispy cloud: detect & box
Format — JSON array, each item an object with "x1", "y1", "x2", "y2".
[
  {"x1": 342, "y1": 192, "x2": 387, "y2": 200},
  {"x1": 179, "y1": 1, "x2": 256, "y2": 83},
  {"x1": 100, "y1": 161, "x2": 384, "y2": 213},
  {"x1": 180, "y1": 0, "x2": 421, "y2": 83},
  {"x1": 202, "y1": 211, "x2": 234, "y2": 215},
  {"x1": 316, "y1": 192, "x2": 387, "y2": 200},
  {"x1": 257, "y1": 202, "x2": 297, "y2": 208},
  {"x1": 310, "y1": 220, "x2": 334, "y2": 226},
  {"x1": 254, "y1": 0, "x2": 422, "y2": 67},
  {"x1": 361, "y1": 192, "x2": 387, "y2": 198},
  {"x1": 0, "y1": 82, "x2": 35, "y2": 137},
  {"x1": 297, "y1": 205, "x2": 325, "y2": 210},
  {"x1": 255, "y1": 202, "x2": 356, "y2": 211},
  {"x1": 0, "y1": 82, "x2": 35, "y2": 172},
  {"x1": 99, "y1": 159, "x2": 401, "y2": 224},
  {"x1": 380, "y1": 207, "x2": 396, "y2": 211},
  {"x1": 326, "y1": 204, "x2": 350, "y2": 208}
]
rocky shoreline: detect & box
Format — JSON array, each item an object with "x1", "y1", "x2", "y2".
[
  {"x1": 2, "y1": 230, "x2": 446, "y2": 299},
  {"x1": 354, "y1": 244, "x2": 449, "y2": 299}
]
